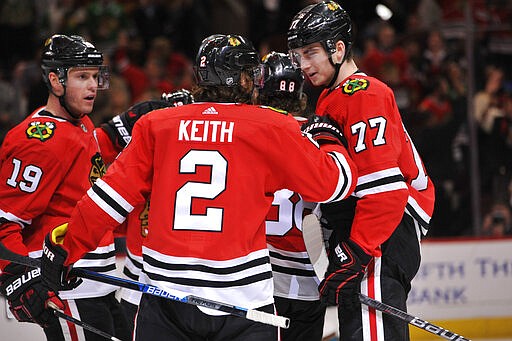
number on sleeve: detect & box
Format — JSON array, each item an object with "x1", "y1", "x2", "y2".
[{"x1": 6, "y1": 158, "x2": 43, "y2": 193}]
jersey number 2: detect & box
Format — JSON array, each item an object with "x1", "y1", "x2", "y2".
[{"x1": 174, "y1": 150, "x2": 227, "y2": 231}]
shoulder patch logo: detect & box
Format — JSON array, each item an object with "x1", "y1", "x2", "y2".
[
  {"x1": 26, "y1": 122, "x2": 56, "y2": 141},
  {"x1": 341, "y1": 78, "x2": 369, "y2": 96}
]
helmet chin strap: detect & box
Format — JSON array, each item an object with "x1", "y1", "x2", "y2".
[
  {"x1": 55, "y1": 85, "x2": 84, "y2": 120},
  {"x1": 325, "y1": 47, "x2": 347, "y2": 89},
  {"x1": 326, "y1": 61, "x2": 342, "y2": 89}
]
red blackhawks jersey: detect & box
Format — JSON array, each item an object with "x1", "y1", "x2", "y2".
[
  {"x1": 62, "y1": 102, "x2": 357, "y2": 314},
  {"x1": 316, "y1": 72, "x2": 435, "y2": 256},
  {"x1": 0, "y1": 107, "x2": 119, "y2": 299}
]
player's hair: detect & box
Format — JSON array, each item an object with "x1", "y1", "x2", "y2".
[{"x1": 287, "y1": 1, "x2": 353, "y2": 61}]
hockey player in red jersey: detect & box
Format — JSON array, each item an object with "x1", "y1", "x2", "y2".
[
  {"x1": 0, "y1": 34, "x2": 170, "y2": 340},
  {"x1": 288, "y1": 2, "x2": 435, "y2": 340},
  {"x1": 254, "y1": 51, "x2": 326, "y2": 341},
  {"x1": 118, "y1": 89, "x2": 195, "y2": 335},
  {"x1": 40, "y1": 34, "x2": 358, "y2": 340}
]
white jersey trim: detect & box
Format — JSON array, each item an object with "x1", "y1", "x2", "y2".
[
  {"x1": 321, "y1": 151, "x2": 354, "y2": 203},
  {"x1": 140, "y1": 246, "x2": 274, "y2": 315},
  {"x1": 0, "y1": 208, "x2": 31, "y2": 227}
]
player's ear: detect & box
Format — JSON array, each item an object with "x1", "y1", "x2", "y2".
[
  {"x1": 49, "y1": 72, "x2": 64, "y2": 96},
  {"x1": 333, "y1": 40, "x2": 346, "y2": 64}
]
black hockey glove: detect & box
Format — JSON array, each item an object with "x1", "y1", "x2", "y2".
[
  {"x1": 301, "y1": 115, "x2": 348, "y2": 147},
  {"x1": 101, "y1": 100, "x2": 172, "y2": 149},
  {"x1": 0, "y1": 263, "x2": 65, "y2": 327},
  {"x1": 318, "y1": 238, "x2": 372, "y2": 310},
  {"x1": 162, "y1": 89, "x2": 194, "y2": 107},
  {"x1": 41, "y1": 224, "x2": 82, "y2": 292}
]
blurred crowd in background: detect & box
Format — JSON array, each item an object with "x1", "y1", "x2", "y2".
[{"x1": 1, "y1": 0, "x2": 512, "y2": 238}]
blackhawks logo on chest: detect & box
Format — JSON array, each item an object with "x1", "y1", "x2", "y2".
[{"x1": 89, "y1": 152, "x2": 106, "y2": 186}]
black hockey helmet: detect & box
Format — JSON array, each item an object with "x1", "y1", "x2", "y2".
[
  {"x1": 161, "y1": 89, "x2": 194, "y2": 106},
  {"x1": 41, "y1": 34, "x2": 109, "y2": 90},
  {"x1": 287, "y1": 1, "x2": 352, "y2": 59},
  {"x1": 194, "y1": 34, "x2": 260, "y2": 86},
  {"x1": 255, "y1": 52, "x2": 304, "y2": 99}
]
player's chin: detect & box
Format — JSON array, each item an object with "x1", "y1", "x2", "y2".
[
  {"x1": 308, "y1": 75, "x2": 327, "y2": 87},
  {"x1": 79, "y1": 102, "x2": 95, "y2": 115}
]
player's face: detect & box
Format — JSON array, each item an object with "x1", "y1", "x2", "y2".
[
  {"x1": 290, "y1": 43, "x2": 332, "y2": 87},
  {"x1": 64, "y1": 67, "x2": 101, "y2": 115}
]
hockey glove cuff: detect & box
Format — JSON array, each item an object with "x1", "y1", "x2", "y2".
[
  {"x1": 319, "y1": 197, "x2": 358, "y2": 234},
  {"x1": 301, "y1": 115, "x2": 348, "y2": 147},
  {"x1": 41, "y1": 223, "x2": 82, "y2": 292},
  {"x1": 161, "y1": 89, "x2": 194, "y2": 106}
]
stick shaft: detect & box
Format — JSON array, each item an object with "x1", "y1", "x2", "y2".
[
  {"x1": 358, "y1": 294, "x2": 470, "y2": 341},
  {"x1": 50, "y1": 306, "x2": 122, "y2": 341},
  {"x1": 0, "y1": 242, "x2": 289, "y2": 329}
]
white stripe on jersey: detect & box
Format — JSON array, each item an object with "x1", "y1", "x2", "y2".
[
  {"x1": 59, "y1": 243, "x2": 118, "y2": 300},
  {"x1": 354, "y1": 167, "x2": 408, "y2": 198},
  {"x1": 356, "y1": 182, "x2": 408, "y2": 197},
  {"x1": 74, "y1": 244, "x2": 117, "y2": 269},
  {"x1": 321, "y1": 150, "x2": 354, "y2": 203},
  {"x1": 124, "y1": 248, "x2": 143, "y2": 277},
  {"x1": 88, "y1": 179, "x2": 134, "y2": 223},
  {"x1": 119, "y1": 249, "x2": 144, "y2": 305},
  {"x1": 267, "y1": 244, "x2": 320, "y2": 301},
  {"x1": 140, "y1": 246, "x2": 274, "y2": 315},
  {"x1": 406, "y1": 196, "x2": 431, "y2": 228},
  {"x1": 357, "y1": 167, "x2": 402, "y2": 184},
  {"x1": 0, "y1": 208, "x2": 31, "y2": 227},
  {"x1": 143, "y1": 248, "x2": 272, "y2": 283},
  {"x1": 267, "y1": 245, "x2": 313, "y2": 271}
]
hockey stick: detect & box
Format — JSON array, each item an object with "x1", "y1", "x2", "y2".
[
  {"x1": 0, "y1": 242, "x2": 289, "y2": 329},
  {"x1": 302, "y1": 214, "x2": 471, "y2": 341},
  {"x1": 47, "y1": 301, "x2": 123, "y2": 341}
]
